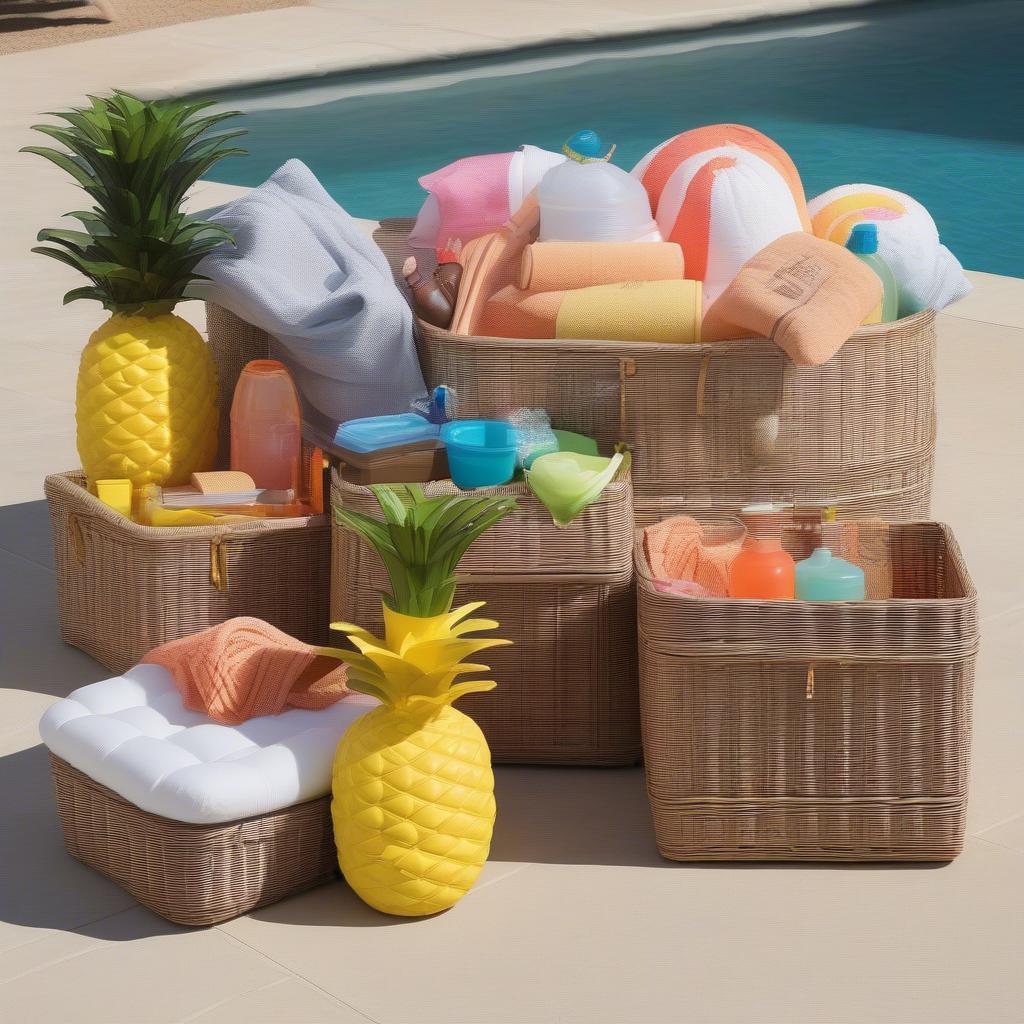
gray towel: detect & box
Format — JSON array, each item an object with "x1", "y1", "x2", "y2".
[{"x1": 198, "y1": 160, "x2": 426, "y2": 427}]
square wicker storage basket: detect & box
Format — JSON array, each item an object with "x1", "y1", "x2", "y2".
[
  {"x1": 49, "y1": 754, "x2": 336, "y2": 926},
  {"x1": 331, "y1": 470, "x2": 640, "y2": 766},
  {"x1": 46, "y1": 471, "x2": 331, "y2": 674},
  {"x1": 636, "y1": 521, "x2": 978, "y2": 862}
]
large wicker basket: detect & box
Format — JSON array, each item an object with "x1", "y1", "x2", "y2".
[
  {"x1": 331, "y1": 471, "x2": 640, "y2": 765},
  {"x1": 636, "y1": 521, "x2": 978, "y2": 862},
  {"x1": 366, "y1": 219, "x2": 937, "y2": 527}
]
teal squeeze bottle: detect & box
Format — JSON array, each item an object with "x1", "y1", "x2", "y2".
[
  {"x1": 795, "y1": 547, "x2": 866, "y2": 601},
  {"x1": 846, "y1": 223, "x2": 899, "y2": 323}
]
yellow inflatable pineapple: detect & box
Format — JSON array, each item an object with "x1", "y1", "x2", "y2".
[
  {"x1": 320, "y1": 484, "x2": 516, "y2": 916},
  {"x1": 25, "y1": 92, "x2": 245, "y2": 489}
]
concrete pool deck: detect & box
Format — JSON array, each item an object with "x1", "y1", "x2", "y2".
[{"x1": 2, "y1": 2, "x2": 1024, "y2": 1022}]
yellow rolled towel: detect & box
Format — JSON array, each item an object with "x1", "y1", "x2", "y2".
[
  {"x1": 518, "y1": 241, "x2": 685, "y2": 291},
  {"x1": 556, "y1": 280, "x2": 702, "y2": 343}
]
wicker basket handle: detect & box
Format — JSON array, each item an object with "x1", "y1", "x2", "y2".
[
  {"x1": 67, "y1": 513, "x2": 86, "y2": 566},
  {"x1": 210, "y1": 535, "x2": 229, "y2": 592}
]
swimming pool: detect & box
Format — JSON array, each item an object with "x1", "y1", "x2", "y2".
[{"x1": 206, "y1": 0, "x2": 1023, "y2": 277}]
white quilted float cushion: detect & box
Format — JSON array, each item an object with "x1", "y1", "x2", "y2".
[{"x1": 39, "y1": 664, "x2": 378, "y2": 825}]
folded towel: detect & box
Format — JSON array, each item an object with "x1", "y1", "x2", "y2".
[
  {"x1": 808, "y1": 183, "x2": 971, "y2": 315},
  {"x1": 479, "y1": 279, "x2": 701, "y2": 342},
  {"x1": 410, "y1": 145, "x2": 565, "y2": 256},
  {"x1": 701, "y1": 232, "x2": 881, "y2": 365},
  {"x1": 643, "y1": 516, "x2": 742, "y2": 597},
  {"x1": 632, "y1": 125, "x2": 812, "y2": 309},
  {"x1": 142, "y1": 616, "x2": 349, "y2": 725},
  {"x1": 198, "y1": 160, "x2": 426, "y2": 425},
  {"x1": 518, "y1": 241, "x2": 684, "y2": 291}
]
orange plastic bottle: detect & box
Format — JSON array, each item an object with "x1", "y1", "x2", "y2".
[
  {"x1": 728, "y1": 505, "x2": 795, "y2": 599},
  {"x1": 230, "y1": 360, "x2": 302, "y2": 492}
]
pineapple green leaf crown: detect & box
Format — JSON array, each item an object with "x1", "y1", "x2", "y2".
[
  {"x1": 334, "y1": 483, "x2": 518, "y2": 618},
  {"x1": 23, "y1": 91, "x2": 246, "y2": 313}
]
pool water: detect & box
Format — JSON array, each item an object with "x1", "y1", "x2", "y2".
[{"x1": 207, "y1": 0, "x2": 1024, "y2": 277}]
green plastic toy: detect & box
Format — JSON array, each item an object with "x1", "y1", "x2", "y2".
[{"x1": 526, "y1": 450, "x2": 626, "y2": 527}]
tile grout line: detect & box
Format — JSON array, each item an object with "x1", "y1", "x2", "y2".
[
  {"x1": 213, "y1": 925, "x2": 382, "y2": 1024},
  {"x1": 972, "y1": 809, "x2": 1024, "y2": 841},
  {"x1": 175, "y1": 974, "x2": 291, "y2": 1023}
]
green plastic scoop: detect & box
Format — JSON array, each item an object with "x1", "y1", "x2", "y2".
[{"x1": 525, "y1": 450, "x2": 625, "y2": 527}]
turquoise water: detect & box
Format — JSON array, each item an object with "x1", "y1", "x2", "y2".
[{"x1": 207, "y1": 0, "x2": 1024, "y2": 277}]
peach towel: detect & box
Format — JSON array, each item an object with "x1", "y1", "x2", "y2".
[
  {"x1": 643, "y1": 516, "x2": 742, "y2": 597},
  {"x1": 701, "y1": 232, "x2": 882, "y2": 366},
  {"x1": 479, "y1": 279, "x2": 701, "y2": 343},
  {"x1": 518, "y1": 241, "x2": 684, "y2": 291},
  {"x1": 142, "y1": 616, "x2": 349, "y2": 725}
]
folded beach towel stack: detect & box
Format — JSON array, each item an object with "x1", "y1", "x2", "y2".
[{"x1": 199, "y1": 159, "x2": 426, "y2": 426}]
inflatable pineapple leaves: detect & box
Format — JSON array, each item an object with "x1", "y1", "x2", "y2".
[
  {"x1": 23, "y1": 92, "x2": 245, "y2": 488},
  {"x1": 321, "y1": 484, "x2": 516, "y2": 917}
]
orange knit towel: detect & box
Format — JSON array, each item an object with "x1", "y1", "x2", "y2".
[
  {"x1": 142, "y1": 617, "x2": 349, "y2": 725},
  {"x1": 643, "y1": 516, "x2": 742, "y2": 597},
  {"x1": 701, "y1": 232, "x2": 882, "y2": 366}
]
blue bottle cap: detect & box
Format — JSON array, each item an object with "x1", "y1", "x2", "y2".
[
  {"x1": 846, "y1": 223, "x2": 879, "y2": 255},
  {"x1": 562, "y1": 130, "x2": 615, "y2": 164}
]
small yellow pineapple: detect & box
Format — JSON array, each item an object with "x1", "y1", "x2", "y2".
[
  {"x1": 321, "y1": 484, "x2": 517, "y2": 916},
  {"x1": 329, "y1": 603, "x2": 505, "y2": 916},
  {"x1": 24, "y1": 91, "x2": 245, "y2": 489}
]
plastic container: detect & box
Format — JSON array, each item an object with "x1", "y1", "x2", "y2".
[
  {"x1": 441, "y1": 420, "x2": 519, "y2": 489},
  {"x1": 795, "y1": 547, "x2": 866, "y2": 601},
  {"x1": 335, "y1": 414, "x2": 440, "y2": 453},
  {"x1": 847, "y1": 223, "x2": 899, "y2": 324},
  {"x1": 230, "y1": 360, "x2": 302, "y2": 492},
  {"x1": 537, "y1": 158, "x2": 661, "y2": 243},
  {"x1": 728, "y1": 504, "x2": 795, "y2": 599}
]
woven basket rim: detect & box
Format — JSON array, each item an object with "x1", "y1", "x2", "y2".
[
  {"x1": 46, "y1": 470, "x2": 327, "y2": 541},
  {"x1": 633, "y1": 521, "x2": 978, "y2": 607}
]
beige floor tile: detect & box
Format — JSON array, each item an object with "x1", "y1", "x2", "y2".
[
  {"x1": 947, "y1": 271, "x2": 1024, "y2": 330},
  {"x1": 0, "y1": 731, "x2": 136, "y2": 956},
  {"x1": 0, "y1": 498, "x2": 54, "y2": 568},
  {"x1": 976, "y1": 812, "x2": 1024, "y2": 856},
  {"x1": 0, "y1": 907, "x2": 289, "y2": 1024},
  {"x1": 184, "y1": 975, "x2": 373, "y2": 1024},
  {"x1": 221, "y1": 839, "x2": 1024, "y2": 1024}
]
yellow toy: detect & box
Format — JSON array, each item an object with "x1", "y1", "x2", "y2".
[
  {"x1": 320, "y1": 484, "x2": 516, "y2": 916},
  {"x1": 24, "y1": 92, "x2": 245, "y2": 490}
]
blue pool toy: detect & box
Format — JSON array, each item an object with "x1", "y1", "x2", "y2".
[{"x1": 441, "y1": 420, "x2": 520, "y2": 489}]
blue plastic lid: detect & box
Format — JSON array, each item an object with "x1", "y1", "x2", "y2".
[
  {"x1": 335, "y1": 413, "x2": 439, "y2": 453},
  {"x1": 846, "y1": 223, "x2": 879, "y2": 255},
  {"x1": 562, "y1": 129, "x2": 614, "y2": 164}
]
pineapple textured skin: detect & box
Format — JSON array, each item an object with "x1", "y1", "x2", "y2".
[
  {"x1": 332, "y1": 703, "x2": 495, "y2": 917},
  {"x1": 76, "y1": 312, "x2": 218, "y2": 488}
]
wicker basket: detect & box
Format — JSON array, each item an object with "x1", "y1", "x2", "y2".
[
  {"x1": 636, "y1": 521, "x2": 978, "y2": 862},
  {"x1": 49, "y1": 754, "x2": 336, "y2": 926},
  {"x1": 331, "y1": 470, "x2": 640, "y2": 765},
  {"x1": 47, "y1": 472, "x2": 331, "y2": 674},
  {"x1": 365, "y1": 219, "x2": 937, "y2": 526}
]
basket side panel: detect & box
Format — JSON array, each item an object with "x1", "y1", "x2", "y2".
[{"x1": 49, "y1": 755, "x2": 336, "y2": 926}]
